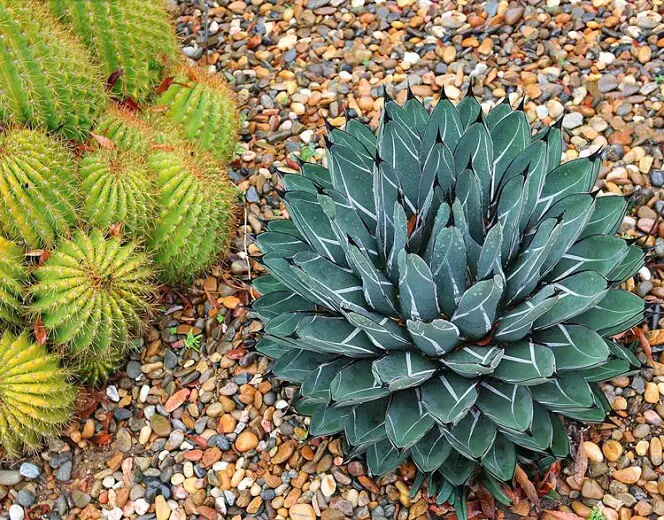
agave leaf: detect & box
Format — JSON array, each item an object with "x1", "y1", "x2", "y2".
[
  {"x1": 580, "y1": 359, "x2": 631, "y2": 382},
  {"x1": 296, "y1": 316, "x2": 382, "y2": 357},
  {"x1": 497, "y1": 174, "x2": 525, "y2": 263},
  {"x1": 252, "y1": 274, "x2": 288, "y2": 295},
  {"x1": 545, "y1": 123, "x2": 563, "y2": 173},
  {"x1": 452, "y1": 275, "x2": 504, "y2": 340},
  {"x1": 605, "y1": 340, "x2": 640, "y2": 367},
  {"x1": 572, "y1": 289, "x2": 644, "y2": 335},
  {"x1": 441, "y1": 451, "x2": 477, "y2": 486},
  {"x1": 345, "y1": 311, "x2": 411, "y2": 350},
  {"x1": 398, "y1": 251, "x2": 440, "y2": 321},
  {"x1": 429, "y1": 226, "x2": 467, "y2": 316},
  {"x1": 598, "y1": 312, "x2": 644, "y2": 338},
  {"x1": 374, "y1": 162, "x2": 400, "y2": 263},
  {"x1": 443, "y1": 346, "x2": 504, "y2": 377},
  {"x1": 499, "y1": 402, "x2": 553, "y2": 453},
  {"x1": 607, "y1": 245, "x2": 645, "y2": 284},
  {"x1": 385, "y1": 203, "x2": 408, "y2": 283},
  {"x1": 420, "y1": 372, "x2": 478, "y2": 424},
  {"x1": 310, "y1": 403, "x2": 353, "y2": 436},
  {"x1": 477, "y1": 381, "x2": 533, "y2": 432},
  {"x1": 281, "y1": 173, "x2": 319, "y2": 193},
  {"x1": 476, "y1": 222, "x2": 504, "y2": 280},
  {"x1": 547, "y1": 236, "x2": 629, "y2": 281},
  {"x1": 456, "y1": 169, "x2": 485, "y2": 244},
  {"x1": 532, "y1": 324, "x2": 609, "y2": 370},
  {"x1": 265, "y1": 312, "x2": 308, "y2": 336},
  {"x1": 494, "y1": 285, "x2": 558, "y2": 342},
  {"x1": 404, "y1": 96, "x2": 430, "y2": 133},
  {"x1": 255, "y1": 338, "x2": 292, "y2": 360},
  {"x1": 255, "y1": 232, "x2": 312, "y2": 258},
  {"x1": 301, "y1": 162, "x2": 334, "y2": 190},
  {"x1": 267, "y1": 218, "x2": 306, "y2": 241},
  {"x1": 484, "y1": 98, "x2": 513, "y2": 130},
  {"x1": 500, "y1": 141, "x2": 546, "y2": 192},
  {"x1": 444, "y1": 409, "x2": 497, "y2": 459},
  {"x1": 372, "y1": 351, "x2": 438, "y2": 391},
  {"x1": 493, "y1": 341, "x2": 556, "y2": 385},
  {"x1": 452, "y1": 199, "x2": 482, "y2": 275},
  {"x1": 533, "y1": 271, "x2": 608, "y2": 329},
  {"x1": 385, "y1": 101, "x2": 420, "y2": 141},
  {"x1": 433, "y1": 474, "x2": 455, "y2": 505},
  {"x1": 386, "y1": 389, "x2": 435, "y2": 448},
  {"x1": 491, "y1": 111, "x2": 530, "y2": 191},
  {"x1": 480, "y1": 472, "x2": 512, "y2": 505},
  {"x1": 346, "y1": 118, "x2": 378, "y2": 158},
  {"x1": 480, "y1": 433, "x2": 516, "y2": 482},
  {"x1": 252, "y1": 291, "x2": 315, "y2": 320},
  {"x1": 329, "y1": 128, "x2": 374, "y2": 162},
  {"x1": 327, "y1": 144, "x2": 377, "y2": 230},
  {"x1": 366, "y1": 437, "x2": 409, "y2": 475},
  {"x1": 423, "y1": 202, "x2": 452, "y2": 262},
  {"x1": 294, "y1": 395, "x2": 325, "y2": 415},
  {"x1": 411, "y1": 426, "x2": 453, "y2": 472},
  {"x1": 379, "y1": 120, "x2": 420, "y2": 213},
  {"x1": 345, "y1": 397, "x2": 389, "y2": 446},
  {"x1": 453, "y1": 123, "x2": 493, "y2": 212},
  {"x1": 530, "y1": 372, "x2": 594, "y2": 409},
  {"x1": 302, "y1": 358, "x2": 353, "y2": 400},
  {"x1": 421, "y1": 98, "x2": 463, "y2": 152},
  {"x1": 580, "y1": 195, "x2": 627, "y2": 238},
  {"x1": 456, "y1": 95, "x2": 482, "y2": 130},
  {"x1": 345, "y1": 245, "x2": 398, "y2": 317},
  {"x1": 406, "y1": 318, "x2": 460, "y2": 357},
  {"x1": 421, "y1": 141, "x2": 456, "y2": 201},
  {"x1": 550, "y1": 412, "x2": 570, "y2": 457},
  {"x1": 262, "y1": 256, "x2": 336, "y2": 309},
  {"x1": 330, "y1": 359, "x2": 389, "y2": 404},
  {"x1": 285, "y1": 191, "x2": 347, "y2": 266},
  {"x1": 273, "y1": 349, "x2": 334, "y2": 383}
]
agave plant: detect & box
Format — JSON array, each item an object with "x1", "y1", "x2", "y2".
[{"x1": 253, "y1": 92, "x2": 645, "y2": 512}]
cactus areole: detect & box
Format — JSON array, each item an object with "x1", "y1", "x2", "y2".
[{"x1": 252, "y1": 91, "x2": 645, "y2": 514}]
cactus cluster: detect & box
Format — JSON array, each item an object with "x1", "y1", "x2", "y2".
[
  {"x1": 46, "y1": 0, "x2": 179, "y2": 103},
  {"x1": 0, "y1": 0, "x2": 107, "y2": 140},
  {"x1": 0, "y1": 238, "x2": 27, "y2": 327}
]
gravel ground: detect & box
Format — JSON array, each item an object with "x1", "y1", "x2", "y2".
[{"x1": 1, "y1": 1, "x2": 663, "y2": 519}]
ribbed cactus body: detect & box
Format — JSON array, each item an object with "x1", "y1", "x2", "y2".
[
  {"x1": 47, "y1": 0, "x2": 179, "y2": 102},
  {"x1": 94, "y1": 105, "x2": 155, "y2": 154},
  {"x1": 73, "y1": 343, "x2": 127, "y2": 386},
  {"x1": 0, "y1": 331, "x2": 76, "y2": 457},
  {"x1": 147, "y1": 149, "x2": 234, "y2": 282},
  {"x1": 0, "y1": 238, "x2": 27, "y2": 327},
  {"x1": 0, "y1": 128, "x2": 79, "y2": 248},
  {"x1": 30, "y1": 229, "x2": 155, "y2": 360},
  {"x1": 78, "y1": 150, "x2": 156, "y2": 238},
  {"x1": 0, "y1": 1, "x2": 107, "y2": 140},
  {"x1": 155, "y1": 66, "x2": 239, "y2": 162}
]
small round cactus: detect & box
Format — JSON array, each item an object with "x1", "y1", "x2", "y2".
[
  {"x1": 93, "y1": 104, "x2": 156, "y2": 154},
  {"x1": 72, "y1": 343, "x2": 128, "y2": 387},
  {"x1": 0, "y1": 128, "x2": 79, "y2": 249},
  {"x1": 0, "y1": 0, "x2": 107, "y2": 140},
  {"x1": 46, "y1": 0, "x2": 179, "y2": 102},
  {"x1": 0, "y1": 237, "x2": 27, "y2": 327},
  {"x1": 155, "y1": 65, "x2": 239, "y2": 162},
  {"x1": 0, "y1": 331, "x2": 76, "y2": 457},
  {"x1": 30, "y1": 229, "x2": 155, "y2": 368},
  {"x1": 147, "y1": 147, "x2": 234, "y2": 282}
]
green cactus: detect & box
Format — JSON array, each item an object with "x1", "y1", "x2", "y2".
[
  {"x1": 46, "y1": 0, "x2": 179, "y2": 103},
  {"x1": 94, "y1": 104, "x2": 155, "y2": 154},
  {"x1": 30, "y1": 229, "x2": 155, "y2": 375},
  {"x1": 147, "y1": 147, "x2": 234, "y2": 282},
  {"x1": 0, "y1": 238, "x2": 27, "y2": 327},
  {"x1": 0, "y1": 128, "x2": 79, "y2": 249},
  {"x1": 0, "y1": 331, "x2": 76, "y2": 457},
  {"x1": 72, "y1": 343, "x2": 127, "y2": 386},
  {"x1": 78, "y1": 148, "x2": 157, "y2": 238},
  {"x1": 0, "y1": 0, "x2": 107, "y2": 140},
  {"x1": 155, "y1": 65, "x2": 239, "y2": 162}
]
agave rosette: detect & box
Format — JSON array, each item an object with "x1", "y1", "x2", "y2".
[{"x1": 252, "y1": 91, "x2": 644, "y2": 505}]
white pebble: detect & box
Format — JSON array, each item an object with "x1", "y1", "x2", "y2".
[
  {"x1": 102, "y1": 475, "x2": 116, "y2": 488},
  {"x1": 598, "y1": 51, "x2": 615, "y2": 65},
  {"x1": 106, "y1": 385, "x2": 120, "y2": 402},
  {"x1": 275, "y1": 400, "x2": 289, "y2": 410},
  {"x1": 133, "y1": 499, "x2": 149, "y2": 515},
  {"x1": 9, "y1": 505, "x2": 24, "y2": 520},
  {"x1": 102, "y1": 508, "x2": 123, "y2": 520},
  {"x1": 139, "y1": 385, "x2": 150, "y2": 403},
  {"x1": 403, "y1": 52, "x2": 420, "y2": 65},
  {"x1": 639, "y1": 266, "x2": 652, "y2": 281}
]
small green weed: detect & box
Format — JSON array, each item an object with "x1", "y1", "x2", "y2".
[
  {"x1": 589, "y1": 509, "x2": 606, "y2": 520},
  {"x1": 184, "y1": 330, "x2": 201, "y2": 351},
  {"x1": 216, "y1": 313, "x2": 224, "y2": 324},
  {"x1": 656, "y1": 75, "x2": 664, "y2": 85}
]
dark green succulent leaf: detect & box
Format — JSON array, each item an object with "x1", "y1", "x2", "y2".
[
  {"x1": 444, "y1": 410, "x2": 497, "y2": 460},
  {"x1": 548, "y1": 236, "x2": 629, "y2": 281},
  {"x1": 441, "y1": 451, "x2": 477, "y2": 486},
  {"x1": 422, "y1": 141, "x2": 456, "y2": 201},
  {"x1": 372, "y1": 351, "x2": 438, "y2": 391},
  {"x1": 484, "y1": 98, "x2": 513, "y2": 130},
  {"x1": 421, "y1": 98, "x2": 463, "y2": 153},
  {"x1": 345, "y1": 311, "x2": 411, "y2": 350},
  {"x1": 267, "y1": 218, "x2": 306, "y2": 241},
  {"x1": 255, "y1": 338, "x2": 292, "y2": 360},
  {"x1": 293, "y1": 395, "x2": 325, "y2": 415},
  {"x1": 500, "y1": 403, "x2": 553, "y2": 452},
  {"x1": 345, "y1": 397, "x2": 389, "y2": 446},
  {"x1": 327, "y1": 144, "x2": 377, "y2": 230},
  {"x1": 252, "y1": 274, "x2": 288, "y2": 295},
  {"x1": 452, "y1": 199, "x2": 482, "y2": 275},
  {"x1": 366, "y1": 437, "x2": 409, "y2": 475},
  {"x1": 456, "y1": 95, "x2": 482, "y2": 130},
  {"x1": 345, "y1": 246, "x2": 398, "y2": 317},
  {"x1": 404, "y1": 96, "x2": 430, "y2": 134},
  {"x1": 480, "y1": 433, "x2": 516, "y2": 482},
  {"x1": 480, "y1": 472, "x2": 512, "y2": 505},
  {"x1": 285, "y1": 191, "x2": 347, "y2": 266},
  {"x1": 411, "y1": 426, "x2": 452, "y2": 472},
  {"x1": 453, "y1": 487, "x2": 469, "y2": 520},
  {"x1": 301, "y1": 162, "x2": 334, "y2": 190},
  {"x1": 532, "y1": 324, "x2": 609, "y2": 370},
  {"x1": 477, "y1": 382, "x2": 533, "y2": 432},
  {"x1": 398, "y1": 251, "x2": 440, "y2": 321},
  {"x1": 452, "y1": 275, "x2": 504, "y2": 340},
  {"x1": 605, "y1": 340, "x2": 640, "y2": 367},
  {"x1": 607, "y1": 245, "x2": 645, "y2": 284},
  {"x1": 598, "y1": 312, "x2": 645, "y2": 338},
  {"x1": 552, "y1": 403, "x2": 607, "y2": 423},
  {"x1": 550, "y1": 413, "x2": 570, "y2": 457},
  {"x1": 453, "y1": 123, "x2": 493, "y2": 212},
  {"x1": 386, "y1": 202, "x2": 408, "y2": 283},
  {"x1": 545, "y1": 123, "x2": 563, "y2": 173},
  {"x1": 281, "y1": 173, "x2": 319, "y2": 193},
  {"x1": 443, "y1": 346, "x2": 504, "y2": 377},
  {"x1": 375, "y1": 162, "x2": 400, "y2": 263},
  {"x1": 261, "y1": 255, "x2": 336, "y2": 309},
  {"x1": 253, "y1": 291, "x2": 315, "y2": 320},
  {"x1": 379, "y1": 121, "x2": 420, "y2": 213},
  {"x1": 494, "y1": 285, "x2": 558, "y2": 342},
  {"x1": 580, "y1": 359, "x2": 631, "y2": 382},
  {"x1": 330, "y1": 359, "x2": 389, "y2": 404},
  {"x1": 329, "y1": 128, "x2": 374, "y2": 162},
  {"x1": 420, "y1": 372, "x2": 478, "y2": 424},
  {"x1": 433, "y1": 474, "x2": 455, "y2": 505},
  {"x1": 456, "y1": 169, "x2": 485, "y2": 244},
  {"x1": 407, "y1": 319, "x2": 460, "y2": 357},
  {"x1": 346, "y1": 118, "x2": 378, "y2": 158},
  {"x1": 385, "y1": 101, "x2": 420, "y2": 142},
  {"x1": 476, "y1": 223, "x2": 504, "y2": 280},
  {"x1": 423, "y1": 202, "x2": 451, "y2": 262},
  {"x1": 533, "y1": 271, "x2": 608, "y2": 329},
  {"x1": 493, "y1": 341, "x2": 555, "y2": 385},
  {"x1": 572, "y1": 289, "x2": 644, "y2": 335},
  {"x1": 273, "y1": 348, "x2": 334, "y2": 383},
  {"x1": 580, "y1": 195, "x2": 627, "y2": 239},
  {"x1": 491, "y1": 111, "x2": 530, "y2": 190},
  {"x1": 265, "y1": 312, "x2": 308, "y2": 336},
  {"x1": 296, "y1": 315, "x2": 382, "y2": 357},
  {"x1": 302, "y1": 358, "x2": 353, "y2": 400},
  {"x1": 530, "y1": 372, "x2": 594, "y2": 409},
  {"x1": 429, "y1": 226, "x2": 467, "y2": 316},
  {"x1": 386, "y1": 389, "x2": 435, "y2": 448},
  {"x1": 497, "y1": 174, "x2": 525, "y2": 263},
  {"x1": 310, "y1": 404, "x2": 353, "y2": 436},
  {"x1": 501, "y1": 140, "x2": 545, "y2": 192},
  {"x1": 255, "y1": 232, "x2": 312, "y2": 258}
]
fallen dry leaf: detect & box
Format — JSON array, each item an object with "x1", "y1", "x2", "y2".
[
  {"x1": 542, "y1": 511, "x2": 584, "y2": 520},
  {"x1": 34, "y1": 318, "x2": 47, "y2": 345},
  {"x1": 90, "y1": 132, "x2": 115, "y2": 150},
  {"x1": 571, "y1": 435, "x2": 588, "y2": 489},
  {"x1": 514, "y1": 465, "x2": 539, "y2": 510},
  {"x1": 636, "y1": 327, "x2": 654, "y2": 366},
  {"x1": 474, "y1": 485, "x2": 496, "y2": 520}
]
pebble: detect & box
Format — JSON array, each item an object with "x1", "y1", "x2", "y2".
[{"x1": 235, "y1": 430, "x2": 259, "y2": 452}]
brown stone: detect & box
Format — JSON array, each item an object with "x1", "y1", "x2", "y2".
[
  {"x1": 235, "y1": 430, "x2": 259, "y2": 452},
  {"x1": 289, "y1": 503, "x2": 315, "y2": 520},
  {"x1": 272, "y1": 440, "x2": 297, "y2": 464},
  {"x1": 612, "y1": 466, "x2": 642, "y2": 484}
]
